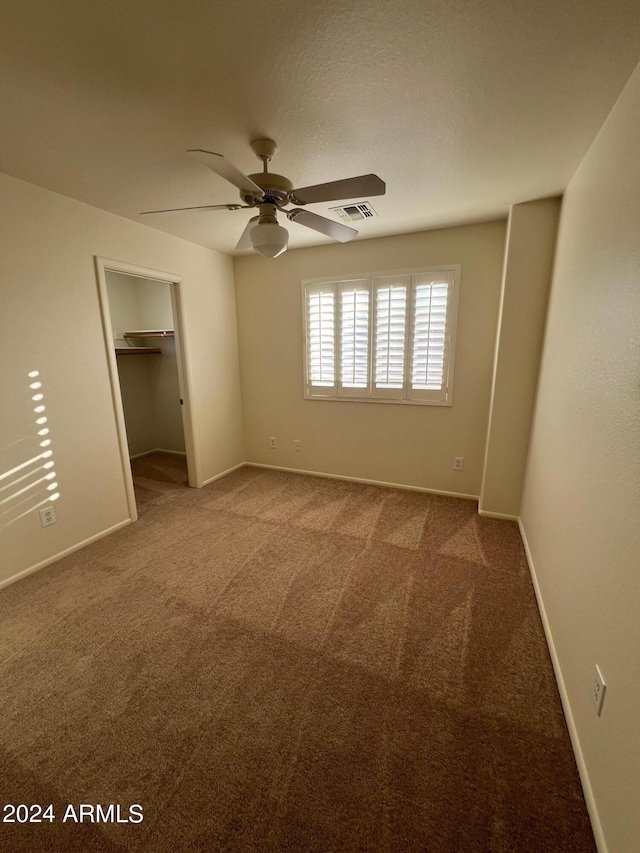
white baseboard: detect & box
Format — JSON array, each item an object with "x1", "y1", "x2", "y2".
[
  {"x1": 200, "y1": 462, "x2": 246, "y2": 488},
  {"x1": 245, "y1": 462, "x2": 479, "y2": 501},
  {"x1": 478, "y1": 508, "x2": 518, "y2": 521},
  {"x1": 0, "y1": 519, "x2": 132, "y2": 592},
  {"x1": 129, "y1": 448, "x2": 186, "y2": 460},
  {"x1": 518, "y1": 519, "x2": 607, "y2": 853}
]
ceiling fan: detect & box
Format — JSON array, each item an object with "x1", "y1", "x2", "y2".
[{"x1": 141, "y1": 138, "x2": 386, "y2": 258}]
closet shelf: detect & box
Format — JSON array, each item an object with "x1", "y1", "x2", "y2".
[
  {"x1": 122, "y1": 329, "x2": 174, "y2": 339},
  {"x1": 115, "y1": 347, "x2": 162, "y2": 356}
]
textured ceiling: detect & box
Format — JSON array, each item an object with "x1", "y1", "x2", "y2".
[{"x1": 1, "y1": 0, "x2": 639, "y2": 254}]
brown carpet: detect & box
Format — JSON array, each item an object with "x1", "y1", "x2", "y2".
[
  {"x1": 0, "y1": 454, "x2": 596, "y2": 852},
  {"x1": 129, "y1": 450, "x2": 190, "y2": 510}
]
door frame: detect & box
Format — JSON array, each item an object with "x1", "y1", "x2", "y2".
[{"x1": 94, "y1": 256, "x2": 198, "y2": 522}]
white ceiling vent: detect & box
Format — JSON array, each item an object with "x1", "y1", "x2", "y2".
[{"x1": 329, "y1": 202, "x2": 377, "y2": 223}]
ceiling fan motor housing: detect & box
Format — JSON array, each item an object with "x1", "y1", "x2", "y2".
[{"x1": 242, "y1": 172, "x2": 293, "y2": 205}]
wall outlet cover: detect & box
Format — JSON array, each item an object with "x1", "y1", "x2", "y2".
[
  {"x1": 592, "y1": 665, "x2": 606, "y2": 716},
  {"x1": 39, "y1": 506, "x2": 56, "y2": 527}
]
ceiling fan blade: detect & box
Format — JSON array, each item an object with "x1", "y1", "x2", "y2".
[
  {"x1": 188, "y1": 149, "x2": 263, "y2": 198},
  {"x1": 287, "y1": 209, "x2": 358, "y2": 242},
  {"x1": 290, "y1": 174, "x2": 385, "y2": 205},
  {"x1": 140, "y1": 203, "x2": 245, "y2": 215},
  {"x1": 236, "y1": 216, "x2": 259, "y2": 251}
]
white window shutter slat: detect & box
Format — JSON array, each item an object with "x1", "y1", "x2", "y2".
[
  {"x1": 306, "y1": 284, "x2": 337, "y2": 394},
  {"x1": 339, "y1": 282, "x2": 370, "y2": 396},
  {"x1": 409, "y1": 275, "x2": 454, "y2": 402},
  {"x1": 373, "y1": 277, "x2": 409, "y2": 398}
]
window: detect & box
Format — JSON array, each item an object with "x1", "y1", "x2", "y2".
[{"x1": 303, "y1": 267, "x2": 459, "y2": 405}]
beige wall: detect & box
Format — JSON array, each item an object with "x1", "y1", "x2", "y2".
[
  {"x1": 0, "y1": 173, "x2": 244, "y2": 586},
  {"x1": 113, "y1": 355, "x2": 156, "y2": 457},
  {"x1": 520, "y1": 63, "x2": 640, "y2": 852},
  {"x1": 234, "y1": 221, "x2": 506, "y2": 495},
  {"x1": 147, "y1": 339, "x2": 185, "y2": 454},
  {"x1": 480, "y1": 197, "x2": 561, "y2": 518}
]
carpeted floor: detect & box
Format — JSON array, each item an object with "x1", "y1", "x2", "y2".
[
  {"x1": 0, "y1": 453, "x2": 596, "y2": 852},
  {"x1": 130, "y1": 450, "x2": 190, "y2": 509}
]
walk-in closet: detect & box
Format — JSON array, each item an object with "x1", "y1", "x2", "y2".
[{"x1": 105, "y1": 272, "x2": 186, "y2": 461}]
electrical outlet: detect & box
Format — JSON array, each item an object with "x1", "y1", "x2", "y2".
[
  {"x1": 39, "y1": 506, "x2": 56, "y2": 528},
  {"x1": 592, "y1": 665, "x2": 606, "y2": 716},
  {"x1": 269, "y1": 437, "x2": 276, "y2": 449},
  {"x1": 453, "y1": 457, "x2": 464, "y2": 471},
  {"x1": 294, "y1": 440, "x2": 301, "y2": 451}
]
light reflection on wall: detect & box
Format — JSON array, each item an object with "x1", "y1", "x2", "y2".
[{"x1": 0, "y1": 371, "x2": 61, "y2": 524}]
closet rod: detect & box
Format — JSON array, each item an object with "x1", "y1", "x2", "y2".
[
  {"x1": 122, "y1": 329, "x2": 174, "y2": 339},
  {"x1": 115, "y1": 347, "x2": 162, "y2": 355}
]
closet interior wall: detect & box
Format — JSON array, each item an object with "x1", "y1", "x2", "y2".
[{"x1": 105, "y1": 272, "x2": 185, "y2": 458}]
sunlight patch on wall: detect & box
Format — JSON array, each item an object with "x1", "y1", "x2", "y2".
[{"x1": 0, "y1": 371, "x2": 61, "y2": 525}]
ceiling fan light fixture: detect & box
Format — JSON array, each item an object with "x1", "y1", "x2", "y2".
[{"x1": 250, "y1": 221, "x2": 289, "y2": 258}]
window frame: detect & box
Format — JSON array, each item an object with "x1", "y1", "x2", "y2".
[{"x1": 302, "y1": 265, "x2": 461, "y2": 407}]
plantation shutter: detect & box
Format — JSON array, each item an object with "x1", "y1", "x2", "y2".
[
  {"x1": 305, "y1": 283, "x2": 337, "y2": 396},
  {"x1": 372, "y1": 276, "x2": 409, "y2": 399},
  {"x1": 303, "y1": 267, "x2": 459, "y2": 405},
  {"x1": 338, "y1": 281, "x2": 370, "y2": 397},
  {"x1": 409, "y1": 271, "x2": 454, "y2": 402}
]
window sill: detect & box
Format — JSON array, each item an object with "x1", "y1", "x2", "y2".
[{"x1": 304, "y1": 394, "x2": 451, "y2": 407}]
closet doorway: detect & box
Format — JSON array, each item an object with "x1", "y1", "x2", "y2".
[{"x1": 95, "y1": 258, "x2": 197, "y2": 522}]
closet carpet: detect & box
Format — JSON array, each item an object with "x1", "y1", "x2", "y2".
[{"x1": 0, "y1": 454, "x2": 596, "y2": 852}]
